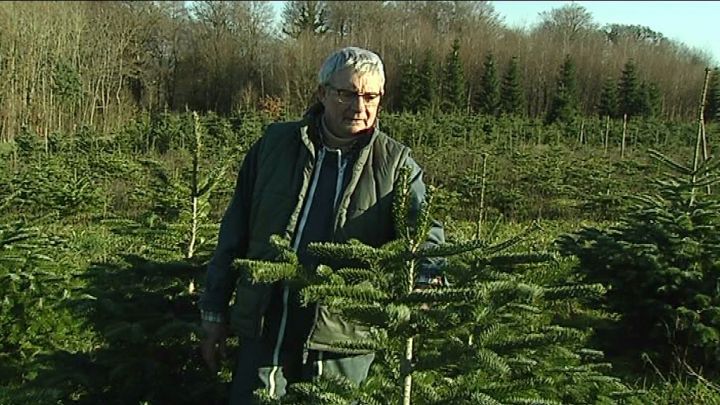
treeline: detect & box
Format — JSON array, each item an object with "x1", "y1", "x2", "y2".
[{"x1": 0, "y1": 1, "x2": 718, "y2": 142}]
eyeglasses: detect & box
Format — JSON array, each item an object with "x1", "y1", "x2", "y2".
[{"x1": 325, "y1": 84, "x2": 382, "y2": 105}]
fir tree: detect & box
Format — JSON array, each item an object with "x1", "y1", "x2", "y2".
[
  {"x1": 475, "y1": 52, "x2": 500, "y2": 117},
  {"x1": 398, "y1": 58, "x2": 422, "y2": 113},
  {"x1": 617, "y1": 59, "x2": 641, "y2": 118},
  {"x1": 416, "y1": 49, "x2": 438, "y2": 113},
  {"x1": 138, "y1": 111, "x2": 239, "y2": 259},
  {"x1": 246, "y1": 168, "x2": 640, "y2": 405},
  {"x1": 500, "y1": 56, "x2": 524, "y2": 116},
  {"x1": 281, "y1": 1, "x2": 329, "y2": 39},
  {"x1": 546, "y1": 54, "x2": 578, "y2": 124},
  {"x1": 558, "y1": 150, "x2": 720, "y2": 373},
  {"x1": 597, "y1": 77, "x2": 618, "y2": 118},
  {"x1": 648, "y1": 81, "x2": 662, "y2": 117},
  {"x1": 638, "y1": 80, "x2": 661, "y2": 118},
  {"x1": 441, "y1": 38, "x2": 466, "y2": 114}
]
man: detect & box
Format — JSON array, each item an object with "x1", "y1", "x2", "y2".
[{"x1": 199, "y1": 47, "x2": 444, "y2": 404}]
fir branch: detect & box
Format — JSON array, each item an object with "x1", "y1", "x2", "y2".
[
  {"x1": 467, "y1": 392, "x2": 504, "y2": 405},
  {"x1": 479, "y1": 280, "x2": 542, "y2": 303},
  {"x1": 269, "y1": 234, "x2": 298, "y2": 265},
  {"x1": 490, "y1": 332, "x2": 570, "y2": 351},
  {"x1": 542, "y1": 284, "x2": 606, "y2": 301},
  {"x1": 269, "y1": 233, "x2": 292, "y2": 250},
  {"x1": 301, "y1": 285, "x2": 388, "y2": 306},
  {"x1": 393, "y1": 165, "x2": 413, "y2": 240},
  {"x1": 648, "y1": 149, "x2": 694, "y2": 176},
  {"x1": 416, "y1": 238, "x2": 487, "y2": 258},
  {"x1": 504, "y1": 397, "x2": 563, "y2": 405},
  {"x1": 473, "y1": 269, "x2": 516, "y2": 281},
  {"x1": 285, "y1": 374, "x2": 359, "y2": 405},
  {"x1": 418, "y1": 226, "x2": 537, "y2": 259},
  {"x1": 481, "y1": 252, "x2": 556, "y2": 267},
  {"x1": 0, "y1": 221, "x2": 38, "y2": 248},
  {"x1": 326, "y1": 339, "x2": 384, "y2": 353},
  {"x1": 307, "y1": 241, "x2": 394, "y2": 266},
  {"x1": 690, "y1": 175, "x2": 720, "y2": 188},
  {"x1": 299, "y1": 389, "x2": 351, "y2": 404},
  {"x1": 474, "y1": 348, "x2": 511, "y2": 376},
  {"x1": 577, "y1": 348, "x2": 605, "y2": 361},
  {"x1": 315, "y1": 264, "x2": 346, "y2": 286},
  {"x1": 385, "y1": 303, "x2": 412, "y2": 326},
  {"x1": 336, "y1": 267, "x2": 378, "y2": 284},
  {"x1": 473, "y1": 378, "x2": 549, "y2": 396},
  {"x1": 409, "y1": 371, "x2": 446, "y2": 403},
  {"x1": 411, "y1": 185, "x2": 435, "y2": 249},
  {"x1": 335, "y1": 303, "x2": 387, "y2": 325},
  {"x1": 284, "y1": 382, "x2": 321, "y2": 399},
  {"x1": 408, "y1": 311, "x2": 440, "y2": 332},
  {"x1": 475, "y1": 324, "x2": 504, "y2": 346},
  {"x1": 234, "y1": 259, "x2": 298, "y2": 283},
  {"x1": 403, "y1": 288, "x2": 480, "y2": 304},
  {"x1": 541, "y1": 325, "x2": 589, "y2": 341},
  {"x1": 504, "y1": 303, "x2": 543, "y2": 314}
]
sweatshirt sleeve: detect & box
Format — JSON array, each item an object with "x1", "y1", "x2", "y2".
[
  {"x1": 403, "y1": 154, "x2": 448, "y2": 286},
  {"x1": 198, "y1": 139, "x2": 262, "y2": 316}
]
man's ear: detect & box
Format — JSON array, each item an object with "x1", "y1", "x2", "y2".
[{"x1": 316, "y1": 85, "x2": 326, "y2": 103}]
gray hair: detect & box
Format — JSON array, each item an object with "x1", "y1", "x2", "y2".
[{"x1": 317, "y1": 47, "x2": 385, "y2": 87}]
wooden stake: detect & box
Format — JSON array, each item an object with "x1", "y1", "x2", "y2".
[
  {"x1": 691, "y1": 68, "x2": 712, "y2": 206},
  {"x1": 621, "y1": 113, "x2": 627, "y2": 159},
  {"x1": 187, "y1": 111, "x2": 201, "y2": 259},
  {"x1": 476, "y1": 153, "x2": 488, "y2": 240},
  {"x1": 603, "y1": 115, "x2": 610, "y2": 156}
]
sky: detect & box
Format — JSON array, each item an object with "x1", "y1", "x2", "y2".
[
  {"x1": 269, "y1": 1, "x2": 720, "y2": 65},
  {"x1": 491, "y1": 1, "x2": 720, "y2": 64}
]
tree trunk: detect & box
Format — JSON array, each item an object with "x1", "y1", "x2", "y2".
[{"x1": 402, "y1": 336, "x2": 413, "y2": 405}]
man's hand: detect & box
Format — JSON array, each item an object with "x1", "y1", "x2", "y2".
[{"x1": 200, "y1": 320, "x2": 228, "y2": 374}]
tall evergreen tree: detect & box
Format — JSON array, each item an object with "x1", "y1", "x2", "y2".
[
  {"x1": 617, "y1": 59, "x2": 641, "y2": 118},
  {"x1": 546, "y1": 54, "x2": 578, "y2": 124},
  {"x1": 638, "y1": 80, "x2": 661, "y2": 118},
  {"x1": 475, "y1": 52, "x2": 500, "y2": 116},
  {"x1": 704, "y1": 67, "x2": 720, "y2": 123},
  {"x1": 597, "y1": 77, "x2": 618, "y2": 118},
  {"x1": 499, "y1": 56, "x2": 524, "y2": 116},
  {"x1": 441, "y1": 38, "x2": 466, "y2": 113},
  {"x1": 398, "y1": 58, "x2": 422, "y2": 113},
  {"x1": 281, "y1": 1, "x2": 329, "y2": 39},
  {"x1": 416, "y1": 48, "x2": 438, "y2": 113},
  {"x1": 648, "y1": 82, "x2": 662, "y2": 117}
]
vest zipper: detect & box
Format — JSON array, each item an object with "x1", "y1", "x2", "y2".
[
  {"x1": 334, "y1": 150, "x2": 348, "y2": 210},
  {"x1": 292, "y1": 147, "x2": 326, "y2": 252},
  {"x1": 303, "y1": 148, "x2": 346, "y2": 367},
  {"x1": 269, "y1": 148, "x2": 326, "y2": 397}
]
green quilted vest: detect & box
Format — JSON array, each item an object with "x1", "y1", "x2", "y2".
[{"x1": 230, "y1": 113, "x2": 410, "y2": 353}]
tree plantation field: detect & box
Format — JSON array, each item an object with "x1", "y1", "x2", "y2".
[
  {"x1": 3, "y1": 1, "x2": 720, "y2": 403},
  {"x1": 2, "y1": 109, "x2": 720, "y2": 404}
]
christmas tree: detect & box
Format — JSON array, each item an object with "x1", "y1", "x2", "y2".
[{"x1": 243, "y1": 166, "x2": 639, "y2": 404}]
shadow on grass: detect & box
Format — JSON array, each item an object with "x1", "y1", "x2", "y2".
[{"x1": 23, "y1": 254, "x2": 232, "y2": 405}]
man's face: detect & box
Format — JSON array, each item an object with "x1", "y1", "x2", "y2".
[{"x1": 318, "y1": 68, "x2": 384, "y2": 137}]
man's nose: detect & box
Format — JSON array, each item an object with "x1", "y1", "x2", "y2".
[{"x1": 348, "y1": 95, "x2": 365, "y2": 111}]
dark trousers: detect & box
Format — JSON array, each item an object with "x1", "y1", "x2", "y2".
[{"x1": 229, "y1": 338, "x2": 374, "y2": 404}]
